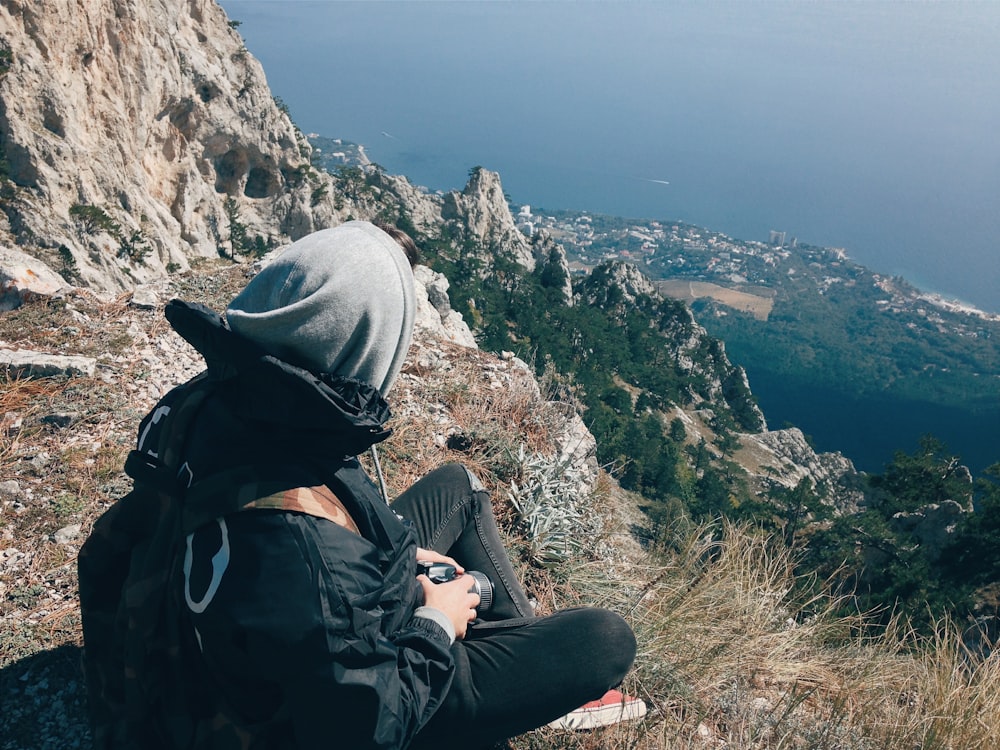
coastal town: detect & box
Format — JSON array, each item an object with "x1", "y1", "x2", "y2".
[
  {"x1": 515, "y1": 204, "x2": 1000, "y2": 332},
  {"x1": 307, "y1": 134, "x2": 999, "y2": 337}
]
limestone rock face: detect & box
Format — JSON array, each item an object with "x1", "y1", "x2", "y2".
[
  {"x1": 582, "y1": 260, "x2": 659, "y2": 308},
  {"x1": 413, "y1": 265, "x2": 476, "y2": 348},
  {"x1": 742, "y1": 427, "x2": 865, "y2": 513},
  {"x1": 0, "y1": 246, "x2": 70, "y2": 310},
  {"x1": 442, "y1": 168, "x2": 535, "y2": 271},
  {"x1": 0, "y1": 0, "x2": 337, "y2": 294},
  {"x1": 368, "y1": 172, "x2": 445, "y2": 240},
  {"x1": 531, "y1": 230, "x2": 573, "y2": 306}
]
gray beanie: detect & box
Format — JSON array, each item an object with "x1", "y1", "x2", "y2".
[{"x1": 225, "y1": 221, "x2": 416, "y2": 395}]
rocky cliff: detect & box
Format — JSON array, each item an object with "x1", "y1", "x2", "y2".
[
  {"x1": 0, "y1": 0, "x2": 569, "y2": 312},
  {"x1": 0, "y1": 0, "x2": 338, "y2": 295},
  {"x1": 579, "y1": 259, "x2": 862, "y2": 510},
  {"x1": 442, "y1": 167, "x2": 536, "y2": 271}
]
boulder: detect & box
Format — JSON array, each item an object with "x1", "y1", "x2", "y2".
[{"x1": 0, "y1": 247, "x2": 69, "y2": 310}]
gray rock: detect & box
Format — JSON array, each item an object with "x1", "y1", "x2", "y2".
[
  {"x1": 0, "y1": 349, "x2": 96, "y2": 379},
  {"x1": 129, "y1": 285, "x2": 164, "y2": 310},
  {"x1": 28, "y1": 451, "x2": 52, "y2": 471},
  {"x1": 442, "y1": 168, "x2": 537, "y2": 272},
  {"x1": 53, "y1": 524, "x2": 83, "y2": 545},
  {"x1": 0, "y1": 247, "x2": 70, "y2": 311},
  {"x1": 0, "y1": 547, "x2": 27, "y2": 570},
  {"x1": 413, "y1": 266, "x2": 476, "y2": 348},
  {"x1": 745, "y1": 426, "x2": 864, "y2": 513},
  {"x1": 0, "y1": 480, "x2": 21, "y2": 499}
]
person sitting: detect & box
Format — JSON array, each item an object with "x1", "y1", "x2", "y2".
[{"x1": 101, "y1": 220, "x2": 645, "y2": 749}]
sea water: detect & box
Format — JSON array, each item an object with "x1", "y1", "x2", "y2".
[{"x1": 221, "y1": 0, "x2": 1000, "y2": 314}]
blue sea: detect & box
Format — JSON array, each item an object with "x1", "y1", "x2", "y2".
[{"x1": 220, "y1": 0, "x2": 1000, "y2": 315}]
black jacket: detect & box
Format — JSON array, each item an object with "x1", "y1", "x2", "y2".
[{"x1": 155, "y1": 300, "x2": 455, "y2": 749}]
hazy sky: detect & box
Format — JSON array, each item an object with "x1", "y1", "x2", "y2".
[{"x1": 219, "y1": 1, "x2": 1000, "y2": 312}]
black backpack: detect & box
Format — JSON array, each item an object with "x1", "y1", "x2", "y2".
[
  {"x1": 78, "y1": 373, "x2": 220, "y2": 748},
  {"x1": 79, "y1": 373, "x2": 362, "y2": 748}
]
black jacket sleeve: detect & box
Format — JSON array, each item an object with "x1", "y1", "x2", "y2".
[{"x1": 183, "y1": 510, "x2": 455, "y2": 750}]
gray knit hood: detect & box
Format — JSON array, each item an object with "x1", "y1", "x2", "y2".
[{"x1": 225, "y1": 221, "x2": 416, "y2": 396}]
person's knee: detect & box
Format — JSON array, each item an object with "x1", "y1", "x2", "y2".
[
  {"x1": 442, "y1": 463, "x2": 491, "y2": 513},
  {"x1": 565, "y1": 607, "x2": 637, "y2": 684},
  {"x1": 458, "y1": 464, "x2": 486, "y2": 493},
  {"x1": 595, "y1": 609, "x2": 637, "y2": 679},
  {"x1": 422, "y1": 462, "x2": 469, "y2": 486},
  {"x1": 428, "y1": 462, "x2": 486, "y2": 495}
]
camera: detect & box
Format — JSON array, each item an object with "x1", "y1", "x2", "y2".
[{"x1": 416, "y1": 560, "x2": 494, "y2": 613}]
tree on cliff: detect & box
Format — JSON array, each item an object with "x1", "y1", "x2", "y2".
[{"x1": 799, "y1": 437, "x2": 987, "y2": 633}]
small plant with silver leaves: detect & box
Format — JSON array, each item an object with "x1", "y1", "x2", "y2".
[{"x1": 507, "y1": 445, "x2": 600, "y2": 567}]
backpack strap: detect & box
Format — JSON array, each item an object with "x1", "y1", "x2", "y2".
[
  {"x1": 243, "y1": 485, "x2": 360, "y2": 534},
  {"x1": 181, "y1": 463, "x2": 361, "y2": 535},
  {"x1": 123, "y1": 372, "x2": 214, "y2": 493}
]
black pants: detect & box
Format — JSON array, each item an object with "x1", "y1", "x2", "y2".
[{"x1": 391, "y1": 464, "x2": 638, "y2": 749}]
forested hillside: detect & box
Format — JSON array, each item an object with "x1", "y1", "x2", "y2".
[
  {"x1": 419, "y1": 226, "x2": 770, "y2": 525},
  {"x1": 534, "y1": 209, "x2": 1000, "y2": 476}
]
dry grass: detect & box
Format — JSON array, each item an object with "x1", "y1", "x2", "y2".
[
  {"x1": 0, "y1": 377, "x2": 61, "y2": 464},
  {"x1": 379, "y1": 341, "x2": 560, "y2": 498},
  {"x1": 503, "y1": 517, "x2": 1000, "y2": 750}
]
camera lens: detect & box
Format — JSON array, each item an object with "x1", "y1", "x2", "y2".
[
  {"x1": 416, "y1": 561, "x2": 494, "y2": 613},
  {"x1": 465, "y1": 570, "x2": 493, "y2": 613}
]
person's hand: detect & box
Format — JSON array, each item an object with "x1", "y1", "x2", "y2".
[
  {"x1": 415, "y1": 547, "x2": 464, "y2": 574},
  {"x1": 418, "y1": 574, "x2": 480, "y2": 640}
]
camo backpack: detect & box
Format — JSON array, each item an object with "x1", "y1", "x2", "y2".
[{"x1": 78, "y1": 373, "x2": 359, "y2": 749}]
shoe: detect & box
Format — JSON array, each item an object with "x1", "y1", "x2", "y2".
[{"x1": 547, "y1": 689, "x2": 647, "y2": 730}]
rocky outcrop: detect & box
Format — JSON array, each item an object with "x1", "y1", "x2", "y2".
[
  {"x1": 0, "y1": 246, "x2": 70, "y2": 310},
  {"x1": 413, "y1": 265, "x2": 476, "y2": 348},
  {"x1": 441, "y1": 168, "x2": 535, "y2": 271},
  {"x1": 0, "y1": 0, "x2": 338, "y2": 295},
  {"x1": 531, "y1": 230, "x2": 573, "y2": 306},
  {"x1": 0, "y1": 348, "x2": 96, "y2": 379},
  {"x1": 582, "y1": 260, "x2": 658, "y2": 310},
  {"x1": 368, "y1": 171, "x2": 445, "y2": 240},
  {"x1": 545, "y1": 401, "x2": 600, "y2": 493},
  {"x1": 740, "y1": 427, "x2": 864, "y2": 513}
]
